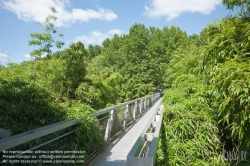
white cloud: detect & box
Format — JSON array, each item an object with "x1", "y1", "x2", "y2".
[
  {"x1": 1, "y1": 0, "x2": 117, "y2": 27},
  {"x1": 23, "y1": 53, "x2": 47, "y2": 59},
  {"x1": 0, "y1": 53, "x2": 8, "y2": 62},
  {"x1": 24, "y1": 54, "x2": 31, "y2": 59},
  {"x1": 145, "y1": 0, "x2": 221, "y2": 21},
  {"x1": 75, "y1": 29, "x2": 124, "y2": 46}
]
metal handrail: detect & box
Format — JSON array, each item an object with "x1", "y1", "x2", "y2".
[
  {"x1": 93, "y1": 93, "x2": 161, "y2": 142},
  {"x1": 91, "y1": 93, "x2": 160, "y2": 117},
  {"x1": 0, "y1": 118, "x2": 81, "y2": 151},
  {"x1": 0, "y1": 93, "x2": 161, "y2": 152}
]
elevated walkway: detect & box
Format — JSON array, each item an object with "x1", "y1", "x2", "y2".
[
  {"x1": 0, "y1": 93, "x2": 162, "y2": 166},
  {"x1": 87, "y1": 98, "x2": 162, "y2": 166}
]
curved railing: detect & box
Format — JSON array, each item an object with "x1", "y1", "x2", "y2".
[
  {"x1": 90, "y1": 93, "x2": 161, "y2": 141},
  {"x1": 0, "y1": 92, "x2": 161, "y2": 164}
]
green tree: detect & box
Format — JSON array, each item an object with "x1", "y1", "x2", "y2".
[
  {"x1": 222, "y1": 0, "x2": 250, "y2": 14},
  {"x1": 28, "y1": 7, "x2": 64, "y2": 58},
  {"x1": 88, "y1": 44, "x2": 102, "y2": 60},
  {"x1": 28, "y1": 7, "x2": 65, "y2": 86},
  {"x1": 52, "y1": 41, "x2": 88, "y2": 99},
  {"x1": 201, "y1": 1, "x2": 250, "y2": 149}
]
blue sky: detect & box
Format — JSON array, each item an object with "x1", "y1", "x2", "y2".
[{"x1": 0, "y1": 0, "x2": 232, "y2": 65}]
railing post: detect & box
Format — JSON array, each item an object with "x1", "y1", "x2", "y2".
[
  {"x1": 123, "y1": 104, "x2": 129, "y2": 127},
  {"x1": 104, "y1": 110, "x2": 114, "y2": 141},
  {"x1": 133, "y1": 101, "x2": 137, "y2": 119},
  {"x1": 151, "y1": 94, "x2": 153, "y2": 105},
  {"x1": 139, "y1": 99, "x2": 142, "y2": 114},
  {"x1": 147, "y1": 97, "x2": 149, "y2": 108},
  {"x1": 144, "y1": 98, "x2": 147, "y2": 111}
]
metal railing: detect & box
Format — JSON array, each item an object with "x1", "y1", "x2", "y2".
[
  {"x1": 126, "y1": 103, "x2": 164, "y2": 166},
  {"x1": 0, "y1": 119, "x2": 81, "y2": 151},
  {"x1": 90, "y1": 93, "x2": 161, "y2": 142},
  {"x1": 0, "y1": 92, "x2": 161, "y2": 164}
]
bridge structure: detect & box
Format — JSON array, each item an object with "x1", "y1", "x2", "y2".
[{"x1": 0, "y1": 92, "x2": 164, "y2": 166}]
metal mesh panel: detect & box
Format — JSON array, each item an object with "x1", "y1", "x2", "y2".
[
  {"x1": 135, "y1": 102, "x2": 140, "y2": 118},
  {"x1": 110, "y1": 119, "x2": 122, "y2": 138},
  {"x1": 34, "y1": 133, "x2": 73, "y2": 151},
  {"x1": 128, "y1": 104, "x2": 133, "y2": 119},
  {"x1": 116, "y1": 105, "x2": 126, "y2": 125},
  {"x1": 6, "y1": 128, "x2": 74, "y2": 152},
  {"x1": 110, "y1": 107, "x2": 125, "y2": 138},
  {"x1": 97, "y1": 115, "x2": 109, "y2": 137},
  {"x1": 141, "y1": 100, "x2": 145, "y2": 113},
  {"x1": 1, "y1": 131, "x2": 76, "y2": 166}
]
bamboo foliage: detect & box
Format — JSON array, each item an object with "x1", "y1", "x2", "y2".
[{"x1": 156, "y1": 75, "x2": 228, "y2": 165}]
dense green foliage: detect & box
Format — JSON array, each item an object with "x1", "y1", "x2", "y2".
[
  {"x1": 201, "y1": 8, "x2": 250, "y2": 156},
  {"x1": 88, "y1": 24, "x2": 190, "y2": 100},
  {"x1": 0, "y1": 2, "x2": 249, "y2": 165},
  {"x1": 0, "y1": 10, "x2": 104, "y2": 159},
  {"x1": 156, "y1": 1, "x2": 250, "y2": 165},
  {"x1": 156, "y1": 75, "x2": 227, "y2": 165}
]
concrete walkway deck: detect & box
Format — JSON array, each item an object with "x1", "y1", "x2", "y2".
[{"x1": 87, "y1": 98, "x2": 162, "y2": 166}]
